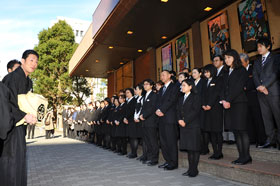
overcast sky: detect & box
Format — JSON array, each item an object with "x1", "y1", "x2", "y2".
[{"x1": 0, "y1": 0, "x2": 100, "y2": 80}]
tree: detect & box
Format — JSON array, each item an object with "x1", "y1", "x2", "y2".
[
  {"x1": 71, "y1": 76, "x2": 91, "y2": 105},
  {"x1": 31, "y1": 20, "x2": 90, "y2": 118}
]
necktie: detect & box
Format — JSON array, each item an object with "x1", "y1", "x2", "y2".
[
  {"x1": 183, "y1": 95, "x2": 187, "y2": 104},
  {"x1": 162, "y1": 86, "x2": 167, "y2": 96},
  {"x1": 261, "y1": 57, "x2": 266, "y2": 67},
  {"x1": 207, "y1": 79, "x2": 211, "y2": 87}
]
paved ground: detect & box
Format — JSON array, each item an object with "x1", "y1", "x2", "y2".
[{"x1": 27, "y1": 130, "x2": 248, "y2": 186}]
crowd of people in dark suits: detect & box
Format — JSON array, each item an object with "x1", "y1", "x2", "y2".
[{"x1": 61, "y1": 37, "x2": 280, "y2": 178}]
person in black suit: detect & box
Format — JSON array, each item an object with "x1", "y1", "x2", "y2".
[
  {"x1": 156, "y1": 70, "x2": 180, "y2": 170},
  {"x1": 253, "y1": 37, "x2": 280, "y2": 149},
  {"x1": 221, "y1": 49, "x2": 251, "y2": 165},
  {"x1": 192, "y1": 68, "x2": 205, "y2": 96},
  {"x1": 95, "y1": 101, "x2": 105, "y2": 146},
  {"x1": 201, "y1": 64, "x2": 224, "y2": 160},
  {"x1": 139, "y1": 79, "x2": 159, "y2": 166},
  {"x1": 100, "y1": 98, "x2": 112, "y2": 148},
  {"x1": 114, "y1": 95, "x2": 128, "y2": 155},
  {"x1": 240, "y1": 53, "x2": 266, "y2": 147},
  {"x1": 110, "y1": 97, "x2": 120, "y2": 152},
  {"x1": 124, "y1": 88, "x2": 139, "y2": 158},
  {"x1": 213, "y1": 55, "x2": 235, "y2": 144},
  {"x1": 177, "y1": 79, "x2": 201, "y2": 177}
]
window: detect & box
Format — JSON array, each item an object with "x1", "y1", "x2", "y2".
[
  {"x1": 80, "y1": 30, "x2": 83, "y2": 37},
  {"x1": 76, "y1": 30, "x2": 79, "y2": 36}
]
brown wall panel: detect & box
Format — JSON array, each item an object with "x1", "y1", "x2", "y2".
[
  {"x1": 134, "y1": 49, "x2": 156, "y2": 84},
  {"x1": 107, "y1": 72, "x2": 115, "y2": 97}
]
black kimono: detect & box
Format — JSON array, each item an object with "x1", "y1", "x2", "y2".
[{"x1": 0, "y1": 67, "x2": 33, "y2": 186}]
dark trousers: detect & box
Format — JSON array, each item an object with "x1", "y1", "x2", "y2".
[
  {"x1": 46, "y1": 130, "x2": 52, "y2": 139},
  {"x1": 258, "y1": 93, "x2": 280, "y2": 144},
  {"x1": 210, "y1": 132, "x2": 223, "y2": 156},
  {"x1": 0, "y1": 125, "x2": 27, "y2": 186},
  {"x1": 159, "y1": 123, "x2": 178, "y2": 167},
  {"x1": 104, "y1": 134, "x2": 111, "y2": 148},
  {"x1": 27, "y1": 124, "x2": 35, "y2": 139},
  {"x1": 234, "y1": 131, "x2": 251, "y2": 161},
  {"x1": 200, "y1": 130, "x2": 210, "y2": 153},
  {"x1": 143, "y1": 127, "x2": 159, "y2": 162},
  {"x1": 187, "y1": 151, "x2": 200, "y2": 175},
  {"x1": 96, "y1": 134, "x2": 103, "y2": 146},
  {"x1": 63, "y1": 122, "x2": 67, "y2": 137},
  {"x1": 247, "y1": 92, "x2": 266, "y2": 145}
]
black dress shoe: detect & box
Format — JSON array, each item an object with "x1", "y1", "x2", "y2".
[
  {"x1": 214, "y1": 154, "x2": 223, "y2": 160},
  {"x1": 164, "y1": 165, "x2": 178, "y2": 171},
  {"x1": 258, "y1": 142, "x2": 276, "y2": 148},
  {"x1": 147, "y1": 161, "x2": 158, "y2": 166},
  {"x1": 188, "y1": 171, "x2": 199, "y2": 177},
  {"x1": 128, "y1": 154, "x2": 137, "y2": 159},
  {"x1": 235, "y1": 157, "x2": 252, "y2": 165},
  {"x1": 158, "y1": 162, "x2": 168, "y2": 168}
]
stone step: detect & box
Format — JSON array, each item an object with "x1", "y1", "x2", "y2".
[{"x1": 208, "y1": 144, "x2": 280, "y2": 163}]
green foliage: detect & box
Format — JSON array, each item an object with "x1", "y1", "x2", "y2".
[{"x1": 31, "y1": 20, "x2": 91, "y2": 112}]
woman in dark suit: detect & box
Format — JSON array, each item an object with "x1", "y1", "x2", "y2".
[
  {"x1": 95, "y1": 101, "x2": 105, "y2": 146},
  {"x1": 177, "y1": 79, "x2": 201, "y2": 177},
  {"x1": 134, "y1": 84, "x2": 147, "y2": 162},
  {"x1": 201, "y1": 64, "x2": 223, "y2": 160},
  {"x1": 124, "y1": 88, "x2": 139, "y2": 158},
  {"x1": 192, "y1": 67, "x2": 205, "y2": 96},
  {"x1": 221, "y1": 49, "x2": 252, "y2": 165},
  {"x1": 110, "y1": 96, "x2": 120, "y2": 152},
  {"x1": 100, "y1": 98, "x2": 112, "y2": 149},
  {"x1": 114, "y1": 95, "x2": 128, "y2": 155}
]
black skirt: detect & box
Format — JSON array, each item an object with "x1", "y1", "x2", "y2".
[
  {"x1": 202, "y1": 103, "x2": 223, "y2": 132},
  {"x1": 224, "y1": 102, "x2": 248, "y2": 131},
  {"x1": 127, "y1": 121, "x2": 142, "y2": 138},
  {"x1": 115, "y1": 123, "x2": 127, "y2": 137},
  {"x1": 179, "y1": 126, "x2": 201, "y2": 151}
]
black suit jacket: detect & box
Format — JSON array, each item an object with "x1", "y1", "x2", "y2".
[
  {"x1": 220, "y1": 67, "x2": 248, "y2": 103},
  {"x1": 156, "y1": 82, "x2": 180, "y2": 124},
  {"x1": 176, "y1": 93, "x2": 201, "y2": 128},
  {"x1": 141, "y1": 91, "x2": 157, "y2": 127},
  {"x1": 125, "y1": 98, "x2": 137, "y2": 122},
  {"x1": 253, "y1": 53, "x2": 280, "y2": 96}
]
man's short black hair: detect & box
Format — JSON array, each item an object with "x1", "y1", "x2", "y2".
[
  {"x1": 162, "y1": 70, "x2": 171, "y2": 74},
  {"x1": 22, "y1": 49, "x2": 39, "y2": 60},
  {"x1": 169, "y1": 70, "x2": 176, "y2": 76},
  {"x1": 143, "y1": 79, "x2": 155, "y2": 86},
  {"x1": 257, "y1": 37, "x2": 272, "y2": 51},
  {"x1": 7, "y1": 59, "x2": 21, "y2": 71},
  {"x1": 212, "y1": 55, "x2": 224, "y2": 62}
]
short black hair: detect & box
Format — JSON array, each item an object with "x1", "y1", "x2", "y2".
[
  {"x1": 143, "y1": 79, "x2": 155, "y2": 86},
  {"x1": 119, "y1": 95, "x2": 126, "y2": 100},
  {"x1": 104, "y1": 97, "x2": 111, "y2": 105},
  {"x1": 182, "y1": 67, "x2": 191, "y2": 73},
  {"x1": 125, "y1": 88, "x2": 134, "y2": 96},
  {"x1": 192, "y1": 67, "x2": 202, "y2": 73},
  {"x1": 212, "y1": 55, "x2": 224, "y2": 62},
  {"x1": 22, "y1": 49, "x2": 39, "y2": 60},
  {"x1": 135, "y1": 83, "x2": 146, "y2": 96},
  {"x1": 257, "y1": 37, "x2": 272, "y2": 51},
  {"x1": 7, "y1": 59, "x2": 21, "y2": 71},
  {"x1": 223, "y1": 49, "x2": 242, "y2": 69},
  {"x1": 181, "y1": 79, "x2": 197, "y2": 94},
  {"x1": 203, "y1": 64, "x2": 217, "y2": 78},
  {"x1": 178, "y1": 72, "x2": 189, "y2": 78}
]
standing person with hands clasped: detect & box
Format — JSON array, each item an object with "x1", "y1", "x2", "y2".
[
  {"x1": 220, "y1": 49, "x2": 252, "y2": 165},
  {"x1": 0, "y1": 50, "x2": 39, "y2": 186},
  {"x1": 177, "y1": 79, "x2": 201, "y2": 177}
]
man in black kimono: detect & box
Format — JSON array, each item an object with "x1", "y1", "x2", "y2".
[{"x1": 0, "y1": 49, "x2": 38, "y2": 186}]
